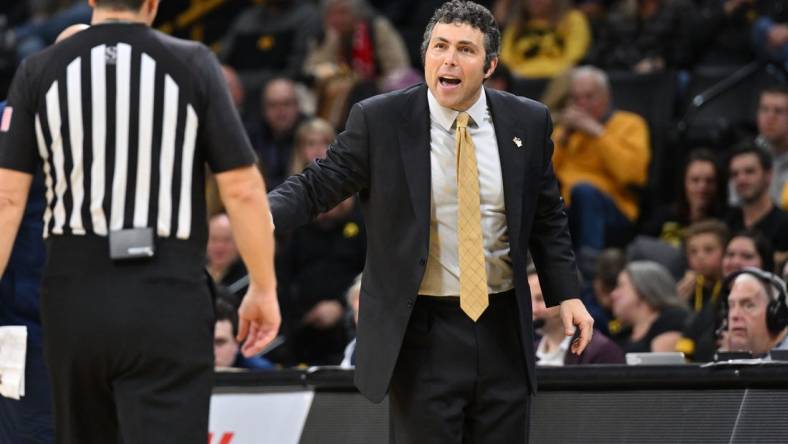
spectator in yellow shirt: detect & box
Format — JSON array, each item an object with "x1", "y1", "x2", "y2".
[
  {"x1": 553, "y1": 66, "x2": 650, "y2": 255},
  {"x1": 500, "y1": 0, "x2": 591, "y2": 78}
]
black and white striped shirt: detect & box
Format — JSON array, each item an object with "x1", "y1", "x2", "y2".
[{"x1": 0, "y1": 23, "x2": 255, "y2": 247}]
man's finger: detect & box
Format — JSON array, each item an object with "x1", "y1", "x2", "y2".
[
  {"x1": 241, "y1": 323, "x2": 261, "y2": 356},
  {"x1": 242, "y1": 326, "x2": 276, "y2": 357},
  {"x1": 572, "y1": 318, "x2": 593, "y2": 355},
  {"x1": 562, "y1": 309, "x2": 575, "y2": 336}
]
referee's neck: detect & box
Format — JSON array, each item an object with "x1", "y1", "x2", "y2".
[{"x1": 91, "y1": 4, "x2": 154, "y2": 27}]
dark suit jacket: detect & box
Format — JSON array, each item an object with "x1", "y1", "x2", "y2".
[{"x1": 268, "y1": 84, "x2": 580, "y2": 403}]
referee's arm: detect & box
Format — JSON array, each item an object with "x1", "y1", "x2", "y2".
[
  {"x1": 216, "y1": 164, "x2": 280, "y2": 357},
  {"x1": 0, "y1": 168, "x2": 32, "y2": 278}
]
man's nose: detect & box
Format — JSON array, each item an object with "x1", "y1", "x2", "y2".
[
  {"x1": 442, "y1": 48, "x2": 458, "y2": 65},
  {"x1": 729, "y1": 305, "x2": 743, "y2": 321}
]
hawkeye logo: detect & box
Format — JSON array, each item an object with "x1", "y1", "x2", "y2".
[{"x1": 208, "y1": 432, "x2": 235, "y2": 444}]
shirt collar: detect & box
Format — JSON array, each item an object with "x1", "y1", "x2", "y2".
[{"x1": 427, "y1": 87, "x2": 488, "y2": 132}]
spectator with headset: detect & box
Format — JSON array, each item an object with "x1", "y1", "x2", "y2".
[{"x1": 722, "y1": 268, "x2": 788, "y2": 356}]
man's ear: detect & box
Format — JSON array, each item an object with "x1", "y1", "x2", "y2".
[{"x1": 483, "y1": 57, "x2": 499, "y2": 80}]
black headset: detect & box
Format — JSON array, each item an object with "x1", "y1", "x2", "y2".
[{"x1": 720, "y1": 267, "x2": 788, "y2": 335}]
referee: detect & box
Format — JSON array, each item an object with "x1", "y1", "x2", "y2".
[{"x1": 0, "y1": 1, "x2": 280, "y2": 443}]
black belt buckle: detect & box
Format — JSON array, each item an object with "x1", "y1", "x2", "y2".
[{"x1": 109, "y1": 228, "x2": 155, "y2": 261}]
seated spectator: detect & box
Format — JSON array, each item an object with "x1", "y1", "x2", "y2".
[
  {"x1": 590, "y1": 247, "x2": 627, "y2": 336},
  {"x1": 725, "y1": 143, "x2": 788, "y2": 255},
  {"x1": 304, "y1": 0, "x2": 410, "y2": 86},
  {"x1": 288, "y1": 117, "x2": 336, "y2": 176},
  {"x1": 722, "y1": 230, "x2": 774, "y2": 277},
  {"x1": 552, "y1": 66, "x2": 650, "y2": 260},
  {"x1": 642, "y1": 149, "x2": 727, "y2": 247},
  {"x1": 754, "y1": 86, "x2": 788, "y2": 209},
  {"x1": 275, "y1": 195, "x2": 365, "y2": 366},
  {"x1": 722, "y1": 268, "x2": 788, "y2": 356},
  {"x1": 610, "y1": 261, "x2": 688, "y2": 354},
  {"x1": 340, "y1": 274, "x2": 362, "y2": 369},
  {"x1": 305, "y1": 0, "x2": 411, "y2": 129},
  {"x1": 675, "y1": 220, "x2": 728, "y2": 361},
  {"x1": 692, "y1": 0, "x2": 757, "y2": 67},
  {"x1": 677, "y1": 220, "x2": 728, "y2": 310},
  {"x1": 586, "y1": 0, "x2": 696, "y2": 73},
  {"x1": 530, "y1": 267, "x2": 625, "y2": 365},
  {"x1": 218, "y1": 0, "x2": 322, "y2": 91},
  {"x1": 499, "y1": 0, "x2": 591, "y2": 78},
  {"x1": 246, "y1": 77, "x2": 307, "y2": 189},
  {"x1": 207, "y1": 213, "x2": 246, "y2": 291},
  {"x1": 752, "y1": 1, "x2": 788, "y2": 69},
  {"x1": 214, "y1": 298, "x2": 274, "y2": 370}
]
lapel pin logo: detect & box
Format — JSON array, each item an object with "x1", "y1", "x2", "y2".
[{"x1": 513, "y1": 137, "x2": 523, "y2": 148}]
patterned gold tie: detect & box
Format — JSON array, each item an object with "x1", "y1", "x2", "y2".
[{"x1": 455, "y1": 112, "x2": 488, "y2": 321}]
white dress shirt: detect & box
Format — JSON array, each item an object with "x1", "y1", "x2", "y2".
[
  {"x1": 535, "y1": 336, "x2": 571, "y2": 366},
  {"x1": 418, "y1": 89, "x2": 513, "y2": 296}
]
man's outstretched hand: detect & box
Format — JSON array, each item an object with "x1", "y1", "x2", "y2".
[
  {"x1": 237, "y1": 286, "x2": 281, "y2": 357},
  {"x1": 559, "y1": 298, "x2": 594, "y2": 355}
]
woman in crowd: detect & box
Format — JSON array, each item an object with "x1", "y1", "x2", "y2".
[
  {"x1": 722, "y1": 230, "x2": 774, "y2": 277},
  {"x1": 289, "y1": 117, "x2": 336, "y2": 175},
  {"x1": 643, "y1": 149, "x2": 727, "y2": 247},
  {"x1": 500, "y1": 0, "x2": 591, "y2": 78},
  {"x1": 611, "y1": 261, "x2": 688, "y2": 353}
]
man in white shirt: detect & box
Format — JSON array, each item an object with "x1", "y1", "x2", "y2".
[{"x1": 268, "y1": 1, "x2": 593, "y2": 442}]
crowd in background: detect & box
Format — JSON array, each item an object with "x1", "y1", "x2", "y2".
[{"x1": 1, "y1": 0, "x2": 787, "y2": 369}]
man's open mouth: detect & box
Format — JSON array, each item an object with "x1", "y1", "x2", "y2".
[{"x1": 439, "y1": 77, "x2": 461, "y2": 86}]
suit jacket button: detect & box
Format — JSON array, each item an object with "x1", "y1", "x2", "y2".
[{"x1": 419, "y1": 258, "x2": 426, "y2": 266}]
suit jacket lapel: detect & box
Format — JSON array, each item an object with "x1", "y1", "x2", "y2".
[
  {"x1": 398, "y1": 84, "x2": 431, "y2": 232},
  {"x1": 486, "y1": 88, "x2": 527, "y2": 249}
]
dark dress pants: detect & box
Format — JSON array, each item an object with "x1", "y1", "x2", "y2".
[
  {"x1": 40, "y1": 237, "x2": 215, "y2": 444},
  {"x1": 389, "y1": 290, "x2": 531, "y2": 444}
]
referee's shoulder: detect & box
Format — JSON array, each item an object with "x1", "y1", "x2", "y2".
[{"x1": 147, "y1": 28, "x2": 213, "y2": 62}]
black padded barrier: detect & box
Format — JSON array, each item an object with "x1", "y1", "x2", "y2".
[{"x1": 213, "y1": 364, "x2": 788, "y2": 443}]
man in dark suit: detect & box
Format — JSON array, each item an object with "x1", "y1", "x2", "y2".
[{"x1": 268, "y1": 1, "x2": 594, "y2": 442}]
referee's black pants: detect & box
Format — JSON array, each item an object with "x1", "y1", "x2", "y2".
[{"x1": 40, "y1": 237, "x2": 215, "y2": 444}]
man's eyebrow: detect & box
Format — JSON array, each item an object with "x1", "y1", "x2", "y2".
[{"x1": 431, "y1": 36, "x2": 480, "y2": 47}]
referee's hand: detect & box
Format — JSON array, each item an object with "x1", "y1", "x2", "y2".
[{"x1": 237, "y1": 286, "x2": 281, "y2": 357}]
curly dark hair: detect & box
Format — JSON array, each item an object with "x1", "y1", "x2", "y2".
[{"x1": 420, "y1": 0, "x2": 501, "y2": 72}]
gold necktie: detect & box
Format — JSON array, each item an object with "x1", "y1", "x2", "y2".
[{"x1": 455, "y1": 112, "x2": 488, "y2": 321}]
